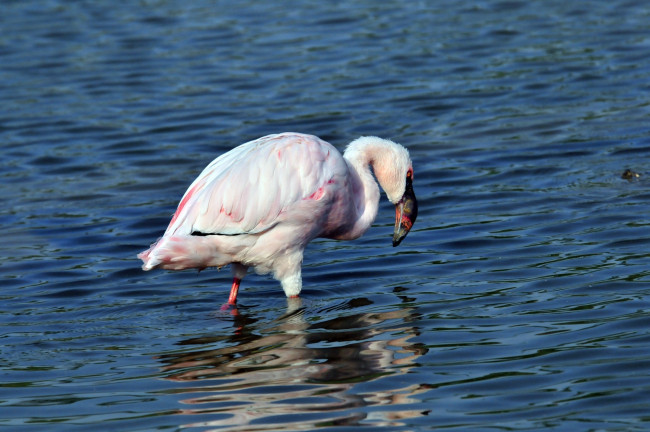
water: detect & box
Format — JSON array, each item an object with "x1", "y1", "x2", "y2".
[{"x1": 2, "y1": 0, "x2": 650, "y2": 430}]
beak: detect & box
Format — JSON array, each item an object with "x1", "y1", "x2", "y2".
[{"x1": 393, "y1": 175, "x2": 418, "y2": 247}]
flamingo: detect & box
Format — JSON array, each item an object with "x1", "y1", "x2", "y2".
[{"x1": 138, "y1": 132, "x2": 418, "y2": 305}]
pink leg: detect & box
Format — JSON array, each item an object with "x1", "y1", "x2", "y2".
[{"x1": 228, "y1": 278, "x2": 241, "y2": 305}]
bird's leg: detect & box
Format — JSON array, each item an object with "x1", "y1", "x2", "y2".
[
  {"x1": 228, "y1": 278, "x2": 241, "y2": 305},
  {"x1": 221, "y1": 263, "x2": 248, "y2": 308}
]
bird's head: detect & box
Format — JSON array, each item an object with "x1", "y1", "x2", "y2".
[{"x1": 356, "y1": 137, "x2": 418, "y2": 247}]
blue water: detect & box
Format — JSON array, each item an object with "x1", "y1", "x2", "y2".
[{"x1": 2, "y1": 1, "x2": 650, "y2": 430}]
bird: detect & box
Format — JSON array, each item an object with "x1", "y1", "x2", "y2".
[{"x1": 138, "y1": 132, "x2": 418, "y2": 305}]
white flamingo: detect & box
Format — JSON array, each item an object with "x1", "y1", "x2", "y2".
[{"x1": 138, "y1": 132, "x2": 418, "y2": 305}]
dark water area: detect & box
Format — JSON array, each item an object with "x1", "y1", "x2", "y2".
[{"x1": 2, "y1": 1, "x2": 650, "y2": 430}]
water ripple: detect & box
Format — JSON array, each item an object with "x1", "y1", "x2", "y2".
[{"x1": 2, "y1": 0, "x2": 650, "y2": 430}]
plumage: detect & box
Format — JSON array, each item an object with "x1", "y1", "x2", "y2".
[{"x1": 138, "y1": 132, "x2": 418, "y2": 304}]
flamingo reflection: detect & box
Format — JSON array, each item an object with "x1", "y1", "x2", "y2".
[{"x1": 157, "y1": 297, "x2": 430, "y2": 430}]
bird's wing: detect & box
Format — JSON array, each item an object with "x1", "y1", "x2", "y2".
[{"x1": 164, "y1": 133, "x2": 339, "y2": 236}]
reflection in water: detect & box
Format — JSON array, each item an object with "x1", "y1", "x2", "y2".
[{"x1": 157, "y1": 298, "x2": 429, "y2": 430}]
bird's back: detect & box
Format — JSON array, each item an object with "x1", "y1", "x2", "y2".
[{"x1": 164, "y1": 132, "x2": 348, "y2": 240}]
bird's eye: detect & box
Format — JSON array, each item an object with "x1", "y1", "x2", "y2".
[{"x1": 407, "y1": 169, "x2": 413, "y2": 180}]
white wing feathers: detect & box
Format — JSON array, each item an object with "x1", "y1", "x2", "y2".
[{"x1": 164, "y1": 133, "x2": 336, "y2": 237}]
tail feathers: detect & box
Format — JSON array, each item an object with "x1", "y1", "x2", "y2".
[{"x1": 138, "y1": 235, "x2": 231, "y2": 271}]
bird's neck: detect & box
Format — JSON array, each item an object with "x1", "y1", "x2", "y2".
[{"x1": 340, "y1": 144, "x2": 381, "y2": 240}]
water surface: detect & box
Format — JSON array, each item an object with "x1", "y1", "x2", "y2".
[{"x1": 2, "y1": 0, "x2": 650, "y2": 430}]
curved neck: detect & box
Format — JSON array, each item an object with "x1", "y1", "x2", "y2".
[{"x1": 340, "y1": 144, "x2": 381, "y2": 240}]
